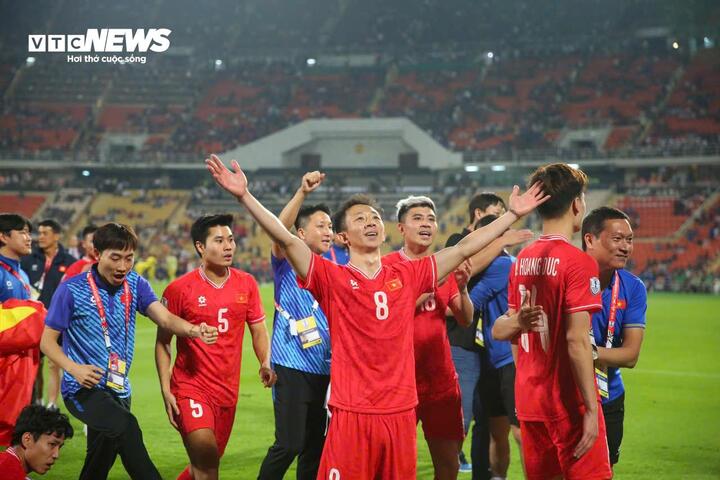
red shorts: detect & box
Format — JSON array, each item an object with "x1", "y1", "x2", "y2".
[
  {"x1": 520, "y1": 408, "x2": 612, "y2": 480},
  {"x1": 175, "y1": 394, "x2": 236, "y2": 456},
  {"x1": 416, "y1": 387, "x2": 464, "y2": 441},
  {"x1": 318, "y1": 408, "x2": 416, "y2": 480}
]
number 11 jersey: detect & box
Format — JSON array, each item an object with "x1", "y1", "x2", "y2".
[
  {"x1": 507, "y1": 235, "x2": 602, "y2": 422},
  {"x1": 162, "y1": 267, "x2": 266, "y2": 407}
]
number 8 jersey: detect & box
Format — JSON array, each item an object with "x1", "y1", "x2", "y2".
[
  {"x1": 162, "y1": 267, "x2": 266, "y2": 407},
  {"x1": 298, "y1": 254, "x2": 437, "y2": 414},
  {"x1": 507, "y1": 235, "x2": 602, "y2": 422}
]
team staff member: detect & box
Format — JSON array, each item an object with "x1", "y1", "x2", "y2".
[
  {"x1": 22, "y1": 219, "x2": 76, "y2": 409},
  {"x1": 0, "y1": 213, "x2": 46, "y2": 446},
  {"x1": 582, "y1": 207, "x2": 647, "y2": 467},
  {"x1": 259, "y1": 172, "x2": 332, "y2": 479},
  {"x1": 40, "y1": 223, "x2": 218, "y2": 480},
  {"x1": 63, "y1": 225, "x2": 99, "y2": 280}
]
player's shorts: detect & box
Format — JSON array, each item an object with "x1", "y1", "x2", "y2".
[
  {"x1": 318, "y1": 408, "x2": 416, "y2": 480},
  {"x1": 601, "y1": 392, "x2": 625, "y2": 465},
  {"x1": 520, "y1": 406, "x2": 612, "y2": 480},
  {"x1": 416, "y1": 385, "x2": 465, "y2": 441},
  {"x1": 481, "y1": 362, "x2": 518, "y2": 426},
  {"x1": 175, "y1": 393, "x2": 236, "y2": 456}
]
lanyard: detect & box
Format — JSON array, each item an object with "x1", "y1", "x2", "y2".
[
  {"x1": 0, "y1": 260, "x2": 31, "y2": 296},
  {"x1": 86, "y1": 271, "x2": 131, "y2": 359},
  {"x1": 605, "y1": 271, "x2": 620, "y2": 348},
  {"x1": 274, "y1": 300, "x2": 319, "y2": 322}
]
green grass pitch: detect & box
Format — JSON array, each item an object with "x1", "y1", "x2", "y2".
[{"x1": 36, "y1": 289, "x2": 720, "y2": 479}]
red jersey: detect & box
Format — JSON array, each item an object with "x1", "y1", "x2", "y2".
[
  {"x1": 162, "y1": 267, "x2": 265, "y2": 407},
  {"x1": 383, "y1": 250, "x2": 459, "y2": 400},
  {"x1": 62, "y1": 258, "x2": 94, "y2": 281},
  {"x1": 298, "y1": 254, "x2": 437, "y2": 414},
  {"x1": 508, "y1": 235, "x2": 602, "y2": 421},
  {"x1": 0, "y1": 448, "x2": 27, "y2": 480}
]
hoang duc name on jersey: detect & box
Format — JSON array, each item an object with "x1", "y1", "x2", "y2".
[{"x1": 516, "y1": 257, "x2": 560, "y2": 277}]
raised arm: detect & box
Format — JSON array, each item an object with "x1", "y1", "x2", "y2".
[
  {"x1": 434, "y1": 183, "x2": 548, "y2": 280},
  {"x1": 469, "y1": 229, "x2": 533, "y2": 276},
  {"x1": 272, "y1": 171, "x2": 326, "y2": 259},
  {"x1": 448, "y1": 259, "x2": 474, "y2": 327},
  {"x1": 206, "y1": 154, "x2": 313, "y2": 279}
]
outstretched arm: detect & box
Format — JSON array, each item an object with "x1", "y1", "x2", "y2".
[
  {"x1": 469, "y1": 229, "x2": 533, "y2": 276},
  {"x1": 434, "y1": 183, "x2": 548, "y2": 280},
  {"x1": 272, "y1": 171, "x2": 326, "y2": 259},
  {"x1": 206, "y1": 154, "x2": 313, "y2": 279}
]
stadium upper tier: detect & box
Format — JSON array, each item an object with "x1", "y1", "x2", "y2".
[{"x1": 1, "y1": 46, "x2": 718, "y2": 159}]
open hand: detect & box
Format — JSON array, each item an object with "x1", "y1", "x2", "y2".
[
  {"x1": 574, "y1": 408, "x2": 599, "y2": 459},
  {"x1": 162, "y1": 389, "x2": 180, "y2": 430},
  {"x1": 508, "y1": 182, "x2": 550, "y2": 218},
  {"x1": 205, "y1": 154, "x2": 248, "y2": 199},
  {"x1": 501, "y1": 228, "x2": 534, "y2": 247},
  {"x1": 518, "y1": 293, "x2": 544, "y2": 330}
]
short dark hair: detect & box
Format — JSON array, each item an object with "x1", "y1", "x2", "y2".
[
  {"x1": 528, "y1": 163, "x2": 588, "y2": 219},
  {"x1": 92, "y1": 223, "x2": 139, "y2": 253},
  {"x1": 38, "y1": 219, "x2": 62, "y2": 234},
  {"x1": 475, "y1": 214, "x2": 499, "y2": 230},
  {"x1": 581, "y1": 207, "x2": 631, "y2": 251},
  {"x1": 468, "y1": 193, "x2": 505, "y2": 223},
  {"x1": 295, "y1": 204, "x2": 332, "y2": 230},
  {"x1": 11, "y1": 404, "x2": 74, "y2": 445},
  {"x1": 80, "y1": 224, "x2": 98, "y2": 239},
  {"x1": 396, "y1": 196, "x2": 436, "y2": 222},
  {"x1": 334, "y1": 194, "x2": 383, "y2": 233},
  {"x1": 190, "y1": 214, "x2": 234, "y2": 256},
  {"x1": 0, "y1": 213, "x2": 32, "y2": 247}
]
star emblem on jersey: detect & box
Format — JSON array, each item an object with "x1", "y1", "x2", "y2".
[
  {"x1": 236, "y1": 293, "x2": 248, "y2": 304},
  {"x1": 349, "y1": 279, "x2": 359, "y2": 290},
  {"x1": 198, "y1": 296, "x2": 207, "y2": 307},
  {"x1": 590, "y1": 277, "x2": 601, "y2": 295},
  {"x1": 385, "y1": 278, "x2": 403, "y2": 292}
]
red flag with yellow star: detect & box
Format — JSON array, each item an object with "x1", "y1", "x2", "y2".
[{"x1": 0, "y1": 298, "x2": 46, "y2": 446}]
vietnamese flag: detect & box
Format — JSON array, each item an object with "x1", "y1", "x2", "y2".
[{"x1": 0, "y1": 299, "x2": 46, "y2": 446}]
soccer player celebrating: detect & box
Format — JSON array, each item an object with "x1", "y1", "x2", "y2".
[
  {"x1": 156, "y1": 214, "x2": 275, "y2": 480},
  {"x1": 40, "y1": 223, "x2": 218, "y2": 480},
  {"x1": 205, "y1": 154, "x2": 547, "y2": 478},
  {"x1": 258, "y1": 172, "x2": 332, "y2": 480},
  {"x1": 383, "y1": 195, "x2": 474, "y2": 480},
  {"x1": 582, "y1": 207, "x2": 647, "y2": 468},
  {"x1": 62, "y1": 225, "x2": 99, "y2": 280},
  {"x1": 0, "y1": 405, "x2": 73, "y2": 479},
  {"x1": 493, "y1": 163, "x2": 612, "y2": 480}
]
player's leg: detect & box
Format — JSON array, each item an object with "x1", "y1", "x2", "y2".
[
  {"x1": 602, "y1": 393, "x2": 625, "y2": 467},
  {"x1": 65, "y1": 389, "x2": 161, "y2": 480},
  {"x1": 550, "y1": 408, "x2": 612, "y2": 480},
  {"x1": 181, "y1": 429, "x2": 220, "y2": 480},
  {"x1": 488, "y1": 416, "x2": 510, "y2": 477},
  {"x1": 450, "y1": 346, "x2": 480, "y2": 470},
  {"x1": 46, "y1": 359, "x2": 61, "y2": 409},
  {"x1": 379, "y1": 409, "x2": 417, "y2": 480},
  {"x1": 173, "y1": 396, "x2": 223, "y2": 480},
  {"x1": 519, "y1": 420, "x2": 562, "y2": 480},
  {"x1": 499, "y1": 363, "x2": 525, "y2": 478},
  {"x1": 258, "y1": 365, "x2": 313, "y2": 479},
  {"x1": 418, "y1": 389, "x2": 464, "y2": 480},
  {"x1": 317, "y1": 409, "x2": 374, "y2": 479},
  {"x1": 470, "y1": 366, "x2": 491, "y2": 480},
  {"x1": 296, "y1": 372, "x2": 330, "y2": 480}
]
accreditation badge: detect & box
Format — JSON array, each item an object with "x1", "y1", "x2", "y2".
[
  {"x1": 595, "y1": 367, "x2": 609, "y2": 399},
  {"x1": 475, "y1": 322, "x2": 485, "y2": 347},
  {"x1": 296, "y1": 316, "x2": 322, "y2": 349},
  {"x1": 106, "y1": 352, "x2": 127, "y2": 391}
]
